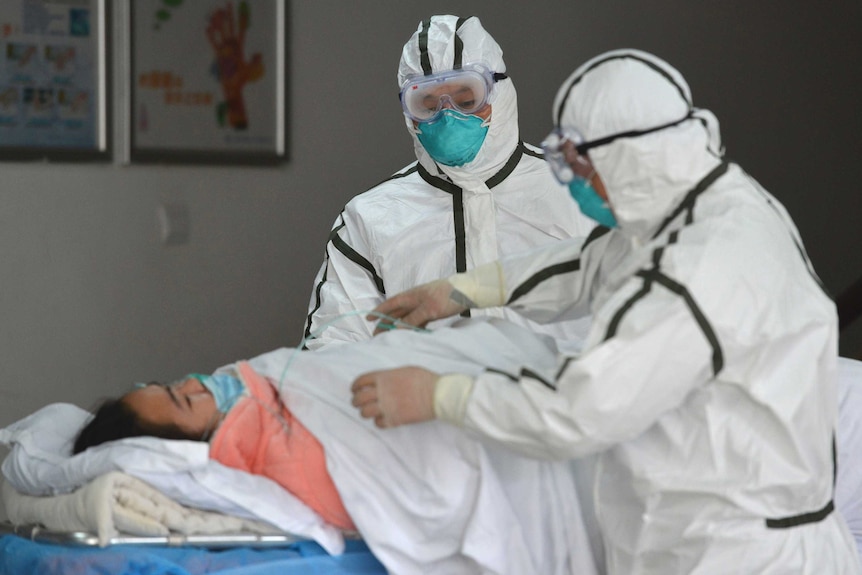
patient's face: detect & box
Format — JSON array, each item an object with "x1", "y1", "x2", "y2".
[{"x1": 123, "y1": 378, "x2": 219, "y2": 440}]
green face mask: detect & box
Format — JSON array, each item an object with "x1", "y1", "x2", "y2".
[
  {"x1": 416, "y1": 109, "x2": 488, "y2": 167},
  {"x1": 568, "y1": 178, "x2": 617, "y2": 228}
]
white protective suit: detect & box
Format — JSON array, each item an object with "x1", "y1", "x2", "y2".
[
  {"x1": 837, "y1": 356, "x2": 862, "y2": 560},
  {"x1": 303, "y1": 15, "x2": 593, "y2": 352},
  {"x1": 434, "y1": 49, "x2": 862, "y2": 573}
]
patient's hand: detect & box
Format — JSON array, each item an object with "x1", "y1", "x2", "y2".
[
  {"x1": 351, "y1": 367, "x2": 438, "y2": 428},
  {"x1": 370, "y1": 279, "x2": 467, "y2": 334}
]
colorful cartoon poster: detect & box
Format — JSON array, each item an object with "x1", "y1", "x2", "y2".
[
  {"x1": 131, "y1": 0, "x2": 285, "y2": 161},
  {"x1": 0, "y1": 0, "x2": 106, "y2": 154}
]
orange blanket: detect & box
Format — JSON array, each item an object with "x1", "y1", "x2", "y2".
[{"x1": 209, "y1": 362, "x2": 355, "y2": 531}]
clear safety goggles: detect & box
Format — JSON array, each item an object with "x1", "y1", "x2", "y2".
[
  {"x1": 399, "y1": 64, "x2": 506, "y2": 123},
  {"x1": 540, "y1": 127, "x2": 595, "y2": 184}
]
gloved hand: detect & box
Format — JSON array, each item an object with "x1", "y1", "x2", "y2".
[
  {"x1": 369, "y1": 279, "x2": 467, "y2": 333},
  {"x1": 351, "y1": 367, "x2": 439, "y2": 428}
]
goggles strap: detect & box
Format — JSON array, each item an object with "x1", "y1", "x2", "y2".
[{"x1": 576, "y1": 111, "x2": 693, "y2": 154}]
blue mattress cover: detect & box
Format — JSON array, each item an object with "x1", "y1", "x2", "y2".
[{"x1": 0, "y1": 535, "x2": 387, "y2": 575}]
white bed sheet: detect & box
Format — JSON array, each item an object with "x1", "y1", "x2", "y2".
[{"x1": 249, "y1": 318, "x2": 601, "y2": 575}]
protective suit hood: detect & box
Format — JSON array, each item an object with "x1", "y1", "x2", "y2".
[
  {"x1": 552, "y1": 49, "x2": 724, "y2": 239},
  {"x1": 398, "y1": 15, "x2": 519, "y2": 188}
]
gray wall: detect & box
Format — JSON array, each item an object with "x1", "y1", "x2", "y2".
[{"x1": 1, "y1": 1, "x2": 860, "y2": 429}]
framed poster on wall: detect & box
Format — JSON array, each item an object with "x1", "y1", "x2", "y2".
[
  {"x1": 130, "y1": 0, "x2": 286, "y2": 164},
  {"x1": 0, "y1": 0, "x2": 109, "y2": 161}
]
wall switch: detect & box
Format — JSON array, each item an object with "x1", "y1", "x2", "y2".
[{"x1": 158, "y1": 202, "x2": 190, "y2": 246}]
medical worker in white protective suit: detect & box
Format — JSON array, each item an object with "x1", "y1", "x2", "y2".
[
  {"x1": 351, "y1": 49, "x2": 862, "y2": 574},
  {"x1": 302, "y1": 15, "x2": 593, "y2": 353}
]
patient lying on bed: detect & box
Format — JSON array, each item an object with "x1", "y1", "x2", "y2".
[
  {"x1": 74, "y1": 363, "x2": 356, "y2": 531},
  {"x1": 20, "y1": 317, "x2": 601, "y2": 575}
]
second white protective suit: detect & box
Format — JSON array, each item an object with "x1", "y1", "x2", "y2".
[
  {"x1": 303, "y1": 15, "x2": 593, "y2": 352},
  {"x1": 434, "y1": 49, "x2": 862, "y2": 574}
]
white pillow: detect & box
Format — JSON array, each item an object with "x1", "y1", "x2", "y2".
[{"x1": 0, "y1": 403, "x2": 209, "y2": 496}]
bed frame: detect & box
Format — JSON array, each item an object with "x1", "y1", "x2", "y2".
[
  {"x1": 0, "y1": 520, "x2": 386, "y2": 575},
  {"x1": 0, "y1": 520, "x2": 299, "y2": 548}
]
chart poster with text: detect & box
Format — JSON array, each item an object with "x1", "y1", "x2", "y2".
[{"x1": 0, "y1": 0, "x2": 107, "y2": 157}]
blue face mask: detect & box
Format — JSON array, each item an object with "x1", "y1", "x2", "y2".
[
  {"x1": 191, "y1": 373, "x2": 246, "y2": 414},
  {"x1": 415, "y1": 109, "x2": 488, "y2": 167},
  {"x1": 568, "y1": 178, "x2": 618, "y2": 228}
]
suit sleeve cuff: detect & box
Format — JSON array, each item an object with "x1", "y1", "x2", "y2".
[
  {"x1": 447, "y1": 261, "x2": 506, "y2": 308},
  {"x1": 433, "y1": 373, "x2": 476, "y2": 425}
]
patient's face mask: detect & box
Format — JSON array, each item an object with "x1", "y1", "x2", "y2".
[
  {"x1": 190, "y1": 373, "x2": 246, "y2": 414},
  {"x1": 415, "y1": 109, "x2": 489, "y2": 167}
]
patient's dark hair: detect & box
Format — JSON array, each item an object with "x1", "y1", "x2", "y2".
[{"x1": 72, "y1": 397, "x2": 197, "y2": 455}]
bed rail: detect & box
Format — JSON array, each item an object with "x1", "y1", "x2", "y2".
[{"x1": 0, "y1": 520, "x2": 300, "y2": 548}]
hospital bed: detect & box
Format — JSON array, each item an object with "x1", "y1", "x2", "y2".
[
  {"x1": 0, "y1": 362, "x2": 599, "y2": 574},
  {"x1": 0, "y1": 322, "x2": 610, "y2": 575},
  {"x1": 0, "y1": 402, "x2": 387, "y2": 575}
]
